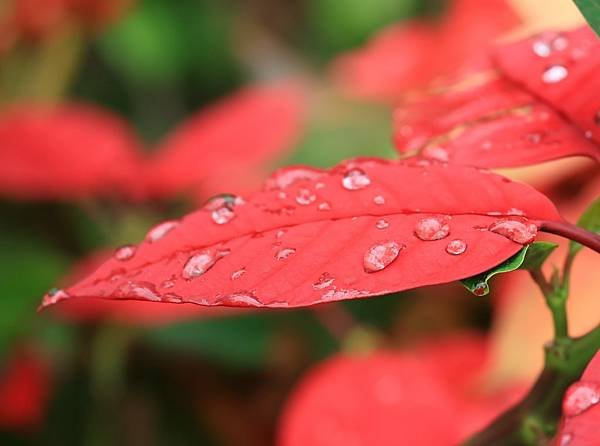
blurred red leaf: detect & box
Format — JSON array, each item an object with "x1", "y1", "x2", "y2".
[
  {"x1": 0, "y1": 347, "x2": 50, "y2": 430},
  {"x1": 146, "y1": 83, "x2": 306, "y2": 201},
  {"x1": 48, "y1": 249, "x2": 238, "y2": 326},
  {"x1": 40, "y1": 158, "x2": 560, "y2": 310},
  {"x1": 332, "y1": 0, "x2": 519, "y2": 101},
  {"x1": 278, "y1": 334, "x2": 525, "y2": 446},
  {"x1": 0, "y1": 103, "x2": 145, "y2": 201},
  {"x1": 554, "y1": 350, "x2": 600, "y2": 446},
  {"x1": 394, "y1": 26, "x2": 600, "y2": 168}
]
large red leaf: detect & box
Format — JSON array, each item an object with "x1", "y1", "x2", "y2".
[
  {"x1": 0, "y1": 103, "x2": 145, "y2": 201},
  {"x1": 554, "y1": 350, "x2": 600, "y2": 446},
  {"x1": 394, "y1": 26, "x2": 600, "y2": 168},
  {"x1": 145, "y1": 83, "x2": 306, "y2": 201},
  {"x1": 47, "y1": 249, "x2": 239, "y2": 326},
  {"x1": 277, "y1": 333, "x2": 525, "y2": 446},
  {"x1": 331, "y1": 0, "x2": 519, "y2": 101},
  {"x1": 39, "y1": 158, "x2": 561, "y2": 310}
]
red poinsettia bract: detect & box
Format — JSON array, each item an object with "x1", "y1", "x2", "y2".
[
  {"x1": 332, "y1": 0, "x2": 519, "y2": 101},
  {"x1": 0, "y1": 347, "x2": 50, "y2": 430},
  {"x1": 39, "y1": 158, "x2": 561, "y2": 311},
  {"x1": 0, "y1": 83, "x2": 305, "y2": 202},
  {"x1": 394, "y1": 26, "x2": 600, "y2": 168},
  {"x1": 278, "y1": 333, "x2": 525, "y2": 446},
  {"x1": 554, "y1": 350, "x2": 600, "y2": 446}
]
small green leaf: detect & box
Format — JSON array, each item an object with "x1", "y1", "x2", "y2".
[
  {"x1": 569, "y1": 197, "x2": 600, "y2": 258},
  {"x1": 461, "y1": 247, "x2": 529, "y2": 296},
  {"x1": 574, "y1": 0, "x2": 600, "y2": 36},
  {"x1": 521, "y1": 241, "x2": 558, "y2": 270}
]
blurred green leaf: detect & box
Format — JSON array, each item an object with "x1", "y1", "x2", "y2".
[
  {"x1": 569, "y1": 196, "x2": 600, "y2": 258},
  {"x1": 521, "y1": 241, "x2": 558, "y2": 270},
  {"x1": 574, "y1": 0, "x2": 600, "y2": 36}
]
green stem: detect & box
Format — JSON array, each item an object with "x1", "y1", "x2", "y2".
[
  {"x1": 530, "y1": 269, "x2": 569, "y2": 340},
  {"x1": 464, "y1": 325, "x2": 600, "y2": 445}
]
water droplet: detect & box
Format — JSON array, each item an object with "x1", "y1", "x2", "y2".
[
  {"x1": 218, "y1": 292, "x2": 262, "y2": 307},
  {"x1": 161, "y1": 278, "x2": 176, "y2": 289},
  {"x1": 563, "y1": 381, "x2": 600, "y2": 417},
  {"x1": 473, "y1": 282, "x2": 488, "y2": 296},
  {"x1": 114, "y1": 244, "x2": 136, "y2": 261},
  {"x1": 488, "y1": 218, "x2": 537, "y2": 245},
  {"x1": 315, "y1": 182, "x2": 325, "y2": 189},
  {"x1": 42, "y1": 288, "x2": 70, "y2": 307},
  {"x1": 532, "y1": 40, "x2": 551, "y2": 57},
  {"x1": 147, "y1": 220, "x2": 179, "y2": 242},
  {"x1": 526, "y1": 132, "x2": 542, "y2": 144},
  {"x1": 507, "y1": 208, "x2": 525, "y2": 216},
  {"x1": 422, "y1": 146, "x2": 449, "y2": 162},
  {"x1": 312, "y1": 272, "x2": 335, "y2": 290},
  {"x1": 116, "y1": 281, "x2": 161, "y2": 301},
  {"x1": 275, "y1": 247, "x2": 296, "y2": 260},
  {"x1": 164, "y1": 293, "x2": 182, "y2": 303},
  {"x1": 542, "y1": 65, "x2": 568, "y2": 84},
  {"x1": 264, "y1": 167, "x2": 324, "y2": 190},
  {"x1": 317, "y1": 201, "x2": 331, "y2": 211},
  {"x1": 206, "y1": 194, "x2": 244, "y2": 225},
  {"x1": 296, "y1": 187, "x2": 316, "y2": 205},
  {"x1": 363, "y1": 241, "x2": 403, "y2": 273},
  {"x1": 552, "y1": 35, "x2": 569, "y2": 51},
  {"x1": 342, "y1": 168, "x2": 371, "y2": 190},
  {"x1": 446, "y1": 239, "x2": 467, "y2": 255},
  {"x1": 414, "y1": 216, "x2": 451, "y2": 241},
  {"x1": 276, "y1": 229, "x2": 286, "y2": 239},
  {"x1": 231, "y1": 268, "x2": 246, "y2": 280},
  {"x1": 373, "y1": 195, "x2": 385, "y2": 205},
  {"x1": 560, "y1": 433, "x2": 573, "y2": 446},
  {"x1": 375, "y1": 218, "x2": 389, "y2": 229},
  {"x1": 183, "y1": 249, "x2": 229, "y2": 279}
]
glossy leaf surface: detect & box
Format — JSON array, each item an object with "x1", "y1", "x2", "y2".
[
  {"x1": 40, "y1": 158, "x2": 561, "y2": 310},
  {"x1": 554, "y1": 350, "x2": 600, "y2": 446},
  {"x1": 278, "y1": 334, "x2": 525, "y2": 446},
  {"x1": 394, "y1": 26, "x2": 600, "y2": 168}
]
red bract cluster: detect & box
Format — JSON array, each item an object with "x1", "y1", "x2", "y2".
[
  {"x1": 555, "y1": 350, "x2": 600, "y2": 446},
  {"x1": 278, "y1": 333, "x2": 525, "y2": 445},
  {"x1": 332, "y1": 0, "x2": 519, "y2": 101},
  {"x1": 0, "y1": 83, "x2": 305, "y2": 202},
  {"x1": 394, "y1": 26, "x2": 600, "y2": 168},
  {"x1": 40, "y1": 158, "x2": 560, "y2": 311},
  {"x1": 0, "y1": 348, "x2": 50, "y2": 429}
]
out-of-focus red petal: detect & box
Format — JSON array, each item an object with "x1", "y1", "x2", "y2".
[
  {"x1": 39, "y1": 159, "x2": 561, "y2": 311},
  {"x1": 278, "y1": 334, "x2": 524, "y2": 446},
  {"x1": 332, "y1": 0, "x2": 519, "y2": 101},
  {"x1": 146, "y1": 83, "x2": 306, "y2": 201},
  {"x1": 0, "y1": 103, "x2": 145, "y2": 201},
  {"x1": 554, "y1": 350, "x2": 600, "y2": 446},
  {"x1": 0, "y1": 347, "x2": 50, "y2": 430}
]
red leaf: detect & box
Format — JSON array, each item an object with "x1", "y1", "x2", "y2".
[
  {"x1": 277, "y1": 334, "x2": 525, "y2": 446},
  {"x1": 331, "y1": 0, "x2": 519, "y2": 101},
  {"x1": 40, "y1": 158, "x2": 561, "y2": 310},
  {"x1": 394, "y1": 26, "x2": 600, "y2": 168},
  {"x1": 146, "y1": 83, "x2": 306, "y2": 201},
  {"x1": 0, "y1": 347, "x2": 50, "y2": 430},
  {"x1": 0, "y1": 103, "x2": 145, "y2": 201},
  {"x1": 554, "y1": 350, "x2": 600, "y2": 446},
  {"x1": 48, "y1": 249, "x2": 239, "y2": 326}
]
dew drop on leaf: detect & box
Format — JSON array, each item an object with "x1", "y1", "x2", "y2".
[
  {"x1": 296, "y1": 187, "x2": 316, "y2": 205},
  {"x1": 446, "y1": 239, "x2": 467, "y2": 255},
  {"x1": 231, "y1": 268, "x2": 246, "y2": 280},
  {"x1": 116, "y1": 281, "x2": 161, "y2": 302},
  {"x1": 206, "y1": 194, "x2": 244, "y2": 225},
  {"x1": 542, "y1": 65, "x2": 568, "y2": 84},
  {"x1": 563, "y1": 381, "x2": 600, "y2": 417},
  {"x1": 363, "y1": 241, "x2": 403, "y2": 273},
  {"x1": 217, "y1": 292, "x2": 262, "y2": 307},
  {"x1": 164, "y1": 293, "x2": 183, "y2": 303},
  {"x1": 275, "y1": 247, "x2": 296, "y2": 260},
  {"x1": 312, "y1": 272, "x2": 335, "y2": 290},
  {"x1": 488, "y1": 217, "x2": 537, "y2": 244},
  {"x1": 342, "y1": 168, "x2": 371, "y2": 190},
  {"x1": 114, "y1": 244, "x2": 136, "y2": 261},
  {"x1": 414, "y1": 216, "x2": 451, "y2": 241},
  {"x1": 42, "y1": 288, "x2": 70, "y2": 307},
  {"x1": 560, "y1": 433, "x2": 573, "y2": 446},
  {"x1": 161, "y1": 278, "x2": 176, "y2": 289},
  {"x1": 422, "y1": 146, "x2": 449, "y2": 162},
  {"x1": 473, "y1": 282, "x2": 488, "y2": 296},
  {"x1": 317, "y1": 201, "x2": 331, "y2": 211},
  {"x1": 146, "y1": 220, "x2": 179, "y2": 242},
  {"x1": 532, "y1": 40, "x2": 551, "y2": 57},
  {"x1": 375, "y1": 218, "x2": 389, "y2": 229},
  {"x1": 373, "y1": 195, "x2": 385, "y2": 205},
  {"x1": 183, "y1": 249, "x2": 229, "y2": 279}
]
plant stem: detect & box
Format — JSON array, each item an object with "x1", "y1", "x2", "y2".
[
  {"x1": 540, "y1": 220, "x2": 600, "y2": 254},
  {"x1": 529, "y1": 269, "x2": 569, "y2": 340},
  {"x1": 464, "y1": 324, "x2": 600, "y2": 445}
]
